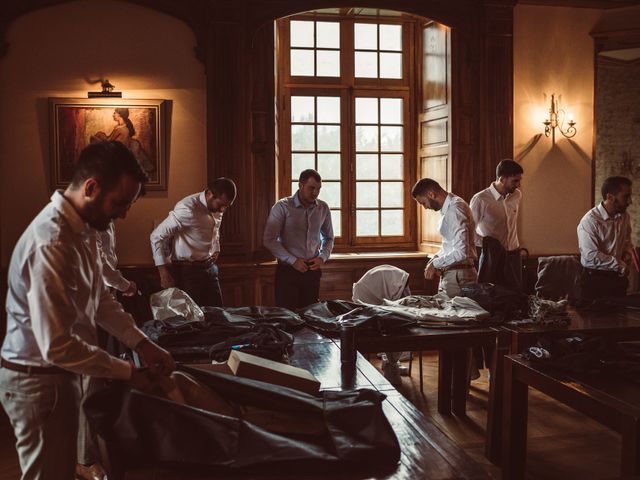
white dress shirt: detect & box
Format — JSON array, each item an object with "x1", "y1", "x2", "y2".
[
  {"x1": 577, "y1": 202, "x2": 633, "y2": 274},
  {"x1": 470, "y1": 183, "x2": 521, "y2": 250},
  {"x1": 2, "y1": 191, "x2": 146, "y2": 379},
  {"x1": 150, "y1": 191, "x2": 222, "y2": 266},
  {"x1": 432, "y1": 193, "x2": 477, "y2": 269},
  {"x1": 97, "y1": 221, "x2": 131, "y2": 292}
]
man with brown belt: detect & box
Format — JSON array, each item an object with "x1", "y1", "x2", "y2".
[
  {"x1": 150, "y1": 178, "x2": 237, "y2": 307},
  {"x1": 412, "y1": 178, "x2": 477, "y2": 297},
  {"x1": 0, "y1": 141, "x2": 175, "y2": 480}
]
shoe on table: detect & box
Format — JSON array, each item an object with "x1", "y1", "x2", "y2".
[{"x1": 76, "y1": 463, "x2": 107, "y2": 480}]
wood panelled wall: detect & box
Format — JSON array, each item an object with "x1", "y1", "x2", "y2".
[{"x1": 1, "y1": 0, "x2": 515, "y2": 309}]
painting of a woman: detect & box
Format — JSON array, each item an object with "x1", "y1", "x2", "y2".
[{"x1": 92, "y1": 108, "x2": 155, "y2": 175}]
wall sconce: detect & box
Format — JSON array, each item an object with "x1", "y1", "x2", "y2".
[{"x1": 543, "y1": 93, "x2": 576, "y2": 142}]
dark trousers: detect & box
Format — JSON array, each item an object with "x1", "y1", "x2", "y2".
[
  {"x1": 477, "y1": 237, "x2": 523, "y2": 291},
  {"x1": 580, "y1": 267, "x2": 628, "y2": 300},
  {"x1": 173, "y1": 263, "x2": 223, "y2": 307},
  {"x1": 275, "y1": 264, "x2": 322, "y2": 311}
]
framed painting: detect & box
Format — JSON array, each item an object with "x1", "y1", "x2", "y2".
[{"x1": 49, "y1": 98, "x2": 168, "y2": 191}]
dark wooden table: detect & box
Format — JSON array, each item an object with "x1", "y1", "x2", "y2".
[
  {"x1": 487, "y1": 307, "x2": 640, "y2": 463},
  {"x1": 123, "y1": 327, "x2": 491, "y2": 479},
  {"x1": 501, "y1": 354, "x2": 640, "y2": 480}
]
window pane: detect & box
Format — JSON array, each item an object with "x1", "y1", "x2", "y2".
[
  {"x1": 380, "y1": 126, "x2": 403, "y2": 152},
  {"x1": 319, "y1": 181, "x2": 341, "y2": 208},
  {"x1": 290, "y1": 20, "x2": 314, "y2": 48},
  {"x1": 330, "y1": 210, "x2": 341, "y2": 237},
  {"x1": 291, "y1": 96, "x2": 315, "y2": 122},
  {"x1": 381, "y1": 210, "x2": 403, "y2": 236},
  {"x1": 380, "y1": 98, "x2": 403, "y2": 125},
  {"x1": 316, "y1": 21, "x2": 339, "y2": 48},
  {"x1": 317, "y1": 97, "x2": 340, "y2": 123},
  {"x1": 317, "y1": 125, "x2": 340, "y2": 151},
  {"x1": 291, "y1": 181, "x2": 298, "y2": 196},
  {"x1": 356, "y1": 154, "x2": 378, "y2": 180},
  {"x1": 291, "y1": 124, "x2": 315, "y2": 150},
  {"x1": 357, "y1": 210, "x2": 379, "y2": 236},
  {"x1": 292, "y1": 153, "x2": 315, "y2": 180},
  {"x1": 355, "y1": 125, "x2": 378, "y2": 151},
  {"x1": 290, "y1": 49, "x2": 314, "y2": 76},
  {"x1": 317, "y1": 153, "x2": 340, "y2": 180},
  {"x1": 381, "y1": 154, "x2": 403, "y2": 180},
  {"x1": 316, "y1": 50, "x2": 340, "y2": 77},
  {"x1": 354, "y1": 23, "x2": 377, "y2": 50},
  {"x1": 381, "y1": 182, "x2": 403, "y2": 207},
  {"x1": 356, "y1": 182, "x2": 379, "y2": 208},
  {"x1": 355, "y1": 97, "x2": 378, "y2": 124},
  {"x1": 379, "y1": 24, "x2": 402, "y2": 51},
  {"x1": 380, "y1": 52, "x2": 402, "y2": 79},
  {"x1": 355, "y1": 51, "x2": 378, "y2": 78}
]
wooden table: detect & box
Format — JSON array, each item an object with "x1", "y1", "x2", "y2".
[
  {"x1": 487, "y1": 307, "x2": 640, "y2": 463},
  {"x1": 118, "y1": 327, "x2": 491, "y2": 479},
  {"x1": 501, "y1": 354, "x2": 640, "y2": 480}
]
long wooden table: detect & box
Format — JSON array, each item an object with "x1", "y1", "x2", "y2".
[
  {"x1": 487, "y1": 307, "x2": 640, "y2": 464},
  {"x1": 502, "y1": 354, "x2": 640, "y2": 480},
  {"x1": 118, "y1": 327, "x2": 491, "y2": 479}
]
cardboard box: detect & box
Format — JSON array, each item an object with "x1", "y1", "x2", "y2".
[{"x1": 227, "y1": 350, "x2": 321, "y2": 395}]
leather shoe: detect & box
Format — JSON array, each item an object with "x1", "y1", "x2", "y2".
[{"x1": 76, "y1": 463, "x2": 107, "y2": 480}]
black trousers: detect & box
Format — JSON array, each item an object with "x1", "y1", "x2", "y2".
[
  {"x1": 580, "y1": 267, "x2": 628, "y2": 300},
  {"x1": 275, "y1": 264, "x2": 322, "y2": 311},
  {"x1": 173, "y1": 263, "x2": 224, "y2": 307}
]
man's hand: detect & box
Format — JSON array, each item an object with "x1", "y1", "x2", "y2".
[
  {"x1": 158, "y1": 265, "x2": 175, "y2": 289},
  {"x1": 127, "y1": 368, "x2": 154, "y2": 394},
  {"x1": 424, "y1": 260, "x2": 439, "y2": 280},
  {"x1": 136, "y1": 338, "x2": 176, "y2": 376},
  {"x1": 307, "y1": 257, "x2": 324, "y2": 271},
  {"x1": 211, "y1": 251, "x2": 220, "y2": 262},
  {"x1": 122, "y1": 280, "x2": 138, "y2": 297},
  {"x1": 292, "y1": 258, "x2": 309, "y2": 273}
]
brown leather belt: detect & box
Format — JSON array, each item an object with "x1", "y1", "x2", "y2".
[
  {"x1": 440, "y1": 264, "x2": 475, "y2": 273},
  {"x1": 1, "y1": 358, "x2": 69, "y2": 375},
  {"x1": 173, "y1": 257, "x2": 214, "y2": 268}
]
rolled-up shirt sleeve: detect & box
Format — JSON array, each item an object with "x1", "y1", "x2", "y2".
[
  {"x1": 319, "y1": 209, "x2": 334, "y2": 263},
  {"x1": 26, "y1": 244, "x2": 133, "y2": 380},
  {"x1": 578, "y1": 220, "x2": 624, "y2": 273},
  {"x1": 263, "y1": 202, "x2": 297, "y2": 265},
  {"x1": 431, "y1": 206, "x2": 472, "y2": 269},
  {"x1": 150, "y1": 208, "x2": 187, "y2": 266}
]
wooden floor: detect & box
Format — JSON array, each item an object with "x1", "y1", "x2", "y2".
[{"x1": 0, "y1": 351, "x2": 623, "y2": 479}]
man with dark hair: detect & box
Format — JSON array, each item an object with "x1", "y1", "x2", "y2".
[
  {"x1": 412, "y1": 178, "x2": 477, "y2": 297},
  {"x1": 578, "y1": 176, "x2": 634, "y2": 299},
  {"x1": 150, "y1": 177, "x2": 237, "y2": 307},
  {"x1": 0, "y1": 141, "x2": 175, "y2": 479},
  {"x1": 264, "y1": 169, "x2": 334, "y2": 310},
  {"x1": 470, "y1": 159, "x2": 524, "y2": 289}
]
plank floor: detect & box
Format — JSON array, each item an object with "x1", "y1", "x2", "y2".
[{"x1": 0, "y1": 351, "x2": 623, "y2": 479}]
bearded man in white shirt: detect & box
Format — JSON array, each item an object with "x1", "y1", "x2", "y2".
[
  {"x1": 412, "y1": 178, "x2": 477, "y2": 297},
  {"x1": 578, "y1": 176, "x2": 634, "y2": 300},
  {"x1": 0, "y1": 141, "x2": 175, "y2": 480},
  {"x1": 150, "y1": 178, "x2": 237, "y2": 307},
  {"x1": 470, "y1": 159, "x2": 523, "y2": 290}
]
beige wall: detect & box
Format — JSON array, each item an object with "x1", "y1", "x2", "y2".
[
  {"x1": 0, "y1": 0, "x2": 206, "y2": 267},
  {"x1": 514, "y1": 5, "x2": 601, "y2": 255}
]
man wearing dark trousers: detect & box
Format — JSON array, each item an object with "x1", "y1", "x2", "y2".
[
  {"x1": 264, "y1": 169, "x2": 334, "y2": 310},
  {"x1": 578, "y1": 176, "x2": 634, "y2": 300},
  {"x1": 150, "y1": 178, "x2": 237, "y2": 307}
]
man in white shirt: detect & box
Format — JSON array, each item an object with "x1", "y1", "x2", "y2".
[
  {"x1": 98, "y1": 221, "x2": 138, "y2": 296},
  {"x1": 0, "y1": 141, "x2": 175, "y2": 479},
  {"x1": 470, "y1": 159, "x2": 523, "y2": 290},
  {"x1": 150, "y1": 178, "x2": 237, "y2": 307},
  {"x1": 578, "y1": 176, "x2": 633, "y2": 299},
  {"x1": 412, "y1": 178, "x2": 477, "y2": 297}
]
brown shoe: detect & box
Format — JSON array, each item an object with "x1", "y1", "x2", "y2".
[{"x1": 76, "y1": 463, "x2": 107, "y2": 480}]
